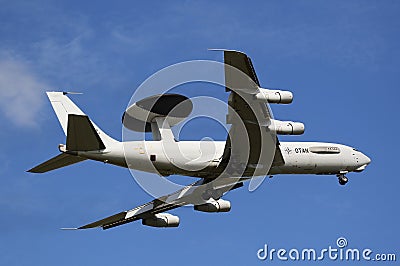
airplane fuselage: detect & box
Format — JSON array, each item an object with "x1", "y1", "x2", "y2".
[{"x1": 76, "y1": 141, "x2": 370, "y2": 179}]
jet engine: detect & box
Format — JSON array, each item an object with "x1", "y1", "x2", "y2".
[
  {"x1": 270, "y1": 119, "x2": 305, "y2": 135},
  {"x1": 194, "y1": 199, "x2": 231, "y2": 213},
  {"x1": 254, "y1": 88, "x2": 293, "y2": 104},
  {"x1": 141, "y1": 213, "x2": 180, "y2": 227}
]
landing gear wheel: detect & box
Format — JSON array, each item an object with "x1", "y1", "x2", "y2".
[
  {"x1": 201, "y1": 189, "x2": 223, "y2": 200},
  {"x1": 338, "y1": 175, "x2": 348, "y2": 186}
]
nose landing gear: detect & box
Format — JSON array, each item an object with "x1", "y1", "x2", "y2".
[{"x1": 337, "y1": 174, "x2": 348, "y2": 186}]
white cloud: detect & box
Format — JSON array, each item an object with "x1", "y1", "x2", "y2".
[{"x1": 0, "y1": 54, "x2": 50, "y2": 127}]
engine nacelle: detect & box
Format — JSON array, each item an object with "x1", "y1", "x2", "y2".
[
  {"x1": 270, "y1": 119, "x2": 305, "y2": 135},
  {"x1": 194, "y1": 199, "x2": 231, "y2": 213},
  {"x1": 141, "y1": 213, "x2": 180, "y2": 227},
  {"x1": 254, "y1": 88, "x2": 293, "y2": 104}
]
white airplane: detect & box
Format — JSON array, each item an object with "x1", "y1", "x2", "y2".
[{"x1": 28, "y1": 50, "x2": 371, "y2": 229}]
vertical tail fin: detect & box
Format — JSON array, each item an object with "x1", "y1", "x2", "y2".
[
  {"x1": 66, "y1": 114, "x2": 106, "y2": 151},
  {"x1": 28, "y1": 92, "x2": 119, "y2": 173},
  {"x1": 46, "y1": 92, "x2": 118, "y2": 148}
]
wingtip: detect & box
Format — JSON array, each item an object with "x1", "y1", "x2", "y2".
[
  {"x1": 208, "y1": 48, "x2": 227, "y2": 51},
  {"x1": 208, "y1": 48, "x2": 243, "y2": 53},
  {"x1": 60, "y1": 227, "x2": 79, "y2": 230},
  {"x1": 26, "y1": 168, "x2": 41, "y2": 173},
  {"x1": 26, "y1": 168, "x2": 37, "y2": 173}
]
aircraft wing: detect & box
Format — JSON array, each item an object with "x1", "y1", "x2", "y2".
[
  {"x1": 74, "y1": 178, "x2": 242, "y2": 230},
  {"x1": 77, "y1": 197, "x2": 182, "y2": 230},
  {"x1": 223, "y1": 49, "x2": 260, "y2": 88},
  {"x1": 219, "y1": 50, "x2": 282, "y2": 178}
]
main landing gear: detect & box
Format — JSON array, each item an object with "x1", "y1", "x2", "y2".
[
  {"x1": 201, "y1": 189, "x2": 223, "y2": 201},
  {"x1": 337, "y1": 174, "x2": 348, "y2": 186}
]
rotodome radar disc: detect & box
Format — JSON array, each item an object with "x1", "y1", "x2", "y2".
[{"x1": 122, "y1": 94, "x2": 193, "y2": 132}]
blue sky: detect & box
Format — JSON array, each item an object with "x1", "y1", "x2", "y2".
[{"x1": 0, "y1": 0, "x2": 399, "y2": 265}]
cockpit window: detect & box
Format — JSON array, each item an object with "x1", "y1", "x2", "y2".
[{"x1": 353, "y1": 148, "x2": 359, "y2": 152}]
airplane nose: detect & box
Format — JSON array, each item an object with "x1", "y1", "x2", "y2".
[
  {"x1": 354, "y1": 152, "x2": 371, "y2": 172},
  {"x1": 362, "y1": 153, "x2": 371, "y2": 165}
]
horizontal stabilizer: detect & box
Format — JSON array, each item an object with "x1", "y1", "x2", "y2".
[
  {"x1": 27, "y1": 153, "x2": 86, "y2": 173},
  {"x1": 67, "y1": 114, "x2": 106, "y2": 151}
]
